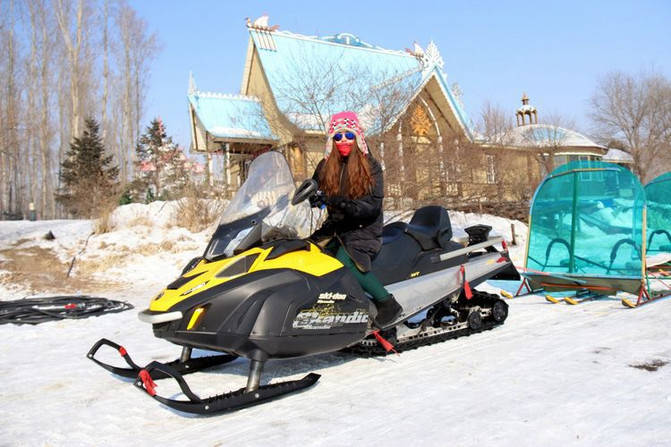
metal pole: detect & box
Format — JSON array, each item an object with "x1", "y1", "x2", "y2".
[
  {"x1": 569, "y1": 172, "x2": 578, "y2": 273},
  {"x1": 225, "y1": 143, "x2": 231, "y2": 187},
  {"x1": 245, "y1": 359, "x2": 264, "y2": 392},
  {"x1": 179, "y1": 346, "x2": 192, "y2": 364}
]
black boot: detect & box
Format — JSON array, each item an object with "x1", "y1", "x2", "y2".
[{"x1": 374, "y1": 294, "x2": 403, "y2": 329}]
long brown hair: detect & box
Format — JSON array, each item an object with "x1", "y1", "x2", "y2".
[{"x1": 320, "y1": 140, "x2": 374, "y2": 199}]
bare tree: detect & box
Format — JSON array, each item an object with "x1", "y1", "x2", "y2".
[
  {"x1": 100, "y1": 0, "x2": 110, "y2": 139},
  {"x1": 115, "y1": 1, "x2": 159, "y2": 184},
  {"x1": 55, "y1": 0, "x2": 92, "y2": 141},
  {"x1": 590, "y1": 70, "x2": 671, "y2": 181},
  {"x1": 478, "y1": 101, "x2": 514, "y2": 145},
  {"x1": 0, "y1": 0, "x2": 22, "y2": 217},
  {"x1": 0, "y1": 0, "x2": 160, "y2": 219},
  {"x1": 264, "y1": 46, "x2": 420, "y2": 201},
  {"x1": 33, "y1": 1, "x2": 57, "y2": 217}
]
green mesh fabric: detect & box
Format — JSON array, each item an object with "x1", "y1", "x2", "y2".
[
  {"x1": 645, "y1": 173, "x2": 671, "y2": 253},
  {"x1": 526, "y1": 161, "x2": 645, "y2": 279}
]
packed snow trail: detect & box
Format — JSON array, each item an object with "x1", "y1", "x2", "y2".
[
  {"x1": 1, "y1": 214, "x2": 670, "y2": 446},
  {"x1": 1, "y1": 291, "x2": 670, "y2": 446}
]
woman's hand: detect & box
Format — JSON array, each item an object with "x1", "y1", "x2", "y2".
[{"x1": 327, "y1": 196, "x2": 357, "y2": 215}]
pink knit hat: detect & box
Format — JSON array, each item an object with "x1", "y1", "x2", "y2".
[{"x1": 324, "y1": 111, "x2": 369, "y2": 158}]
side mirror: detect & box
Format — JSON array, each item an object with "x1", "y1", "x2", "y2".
[{"x1": 292, "y1": 179, "x2": 318, "y2": 205}]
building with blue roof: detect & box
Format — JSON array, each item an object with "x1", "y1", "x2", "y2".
[{"x1": 189, "y1": 16, "x2": 615, "y2": 207}]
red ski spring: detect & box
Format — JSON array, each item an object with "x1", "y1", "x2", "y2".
[
  {"x1": 372, "y1": 331, "x2": 398, "y2": 354},
  {"x1": 138, "y1": 370, "x2": 157, "y2": 396},
  {"x1": 118, "y1": 346, "x2": 127, "y2": 357},
  {"x1": 460, "y1": 265, "x2": 473, "y2": 299}
]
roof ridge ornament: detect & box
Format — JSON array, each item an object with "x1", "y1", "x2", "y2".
[
  {"x1": 404, "y1": 41, "x2": 425, "y2": 59},
  {"x1": 246, "y1": 14, "x2": 279, "y2": 32},
  {"x1": 421, "y1": 41, "x2": 444, "y2": 75},
  {"x1": 247, "y1": 14, "x2": 278, "y2": 51}
]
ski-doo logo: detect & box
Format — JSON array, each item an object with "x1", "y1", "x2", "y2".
[
  {"x1": 292, "y1": 309, "x2": 368, "y2": 330},
  {"x1": 316, "y1": 292, "x2": 347, "y2": 304}
]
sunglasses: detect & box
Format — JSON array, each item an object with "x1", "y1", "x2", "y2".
[{"x1": 333, "y1": 132, "x2": 356, "y2": 142}]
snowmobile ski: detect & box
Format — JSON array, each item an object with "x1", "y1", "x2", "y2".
[
  {"x1": 622, "y1": 293, "x2": 671, "y2": 308},
  {"x1": 87, "y1": 338, "x2": 238, "y2": 379},
  {"x1": 134, "y1": 360, "x2": 320, "y2": 414},
  {"x1": 499, "y1": 290, "x2": 514, "y2": 299},
  {"x1": 545, "y1": 294, "x2": 561, "y2": 304},
  {"x1": 545, "y1": 290, "x2": 597, "y2": 305},
  {"x1": 563, "y1": 295, "x2": 599, "y2": 305}
]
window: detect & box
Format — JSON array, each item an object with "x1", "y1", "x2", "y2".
[
  {"x1": 486, "y1": 155, "x2": 496, "y2": 184},
  {"x1": 577, "y1": 155, "x2": 603, "y2": 181},
  {"x1": 388, "y1": 183, "x2": 402, "y2": 196}
]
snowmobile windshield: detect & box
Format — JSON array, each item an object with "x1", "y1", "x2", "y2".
[{"x1": 204, "y1": 151, "x2": 312, "y2": 260}]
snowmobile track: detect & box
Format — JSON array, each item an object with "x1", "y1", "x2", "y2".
[{"x1": 343, "y1": 320, "x2": 503, "y2": 357}]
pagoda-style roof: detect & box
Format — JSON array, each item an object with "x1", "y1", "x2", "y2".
[
  {"x1": 189, "y1": 23, "x2": 477, "y2": 153},
  {"x1": 188, "y1": 91, "x2": 278, "y2": 153},
  {"x1": 242, "y1": 29, "x2": 474, "y2": 138}
]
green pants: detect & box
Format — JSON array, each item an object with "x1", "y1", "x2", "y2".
[{"x1": 334, "y1": 245, "x2": 390, "y2": 302}]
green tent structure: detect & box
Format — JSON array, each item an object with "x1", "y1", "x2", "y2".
[
  {"x1": 645, "y1": 172, "x2": 671, "y2": 254},
  {"x1": 518, "y1": 161, "x2": 671, "y2": 307}
]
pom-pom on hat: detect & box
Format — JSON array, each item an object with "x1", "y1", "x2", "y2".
[{"x1": 324, "y1": 111, "x2": 369, "y2": 158}]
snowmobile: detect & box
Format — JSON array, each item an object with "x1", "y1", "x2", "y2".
[{"x1": 88, "y1": 151, "x2": 519, "y2": 414}]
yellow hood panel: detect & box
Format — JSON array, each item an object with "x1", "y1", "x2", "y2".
[{"x1": 149, "y1": 243, "x2": 342, "y2": 312}]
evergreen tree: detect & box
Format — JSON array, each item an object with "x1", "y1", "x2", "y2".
[
  {"x1": 57, "y1": 118, "x2": 120, "y2": 217},
  {"x1": 134, "y1": 118, "x2": 189, "y2": 201}
]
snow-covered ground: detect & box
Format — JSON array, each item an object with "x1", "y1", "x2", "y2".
[{"x1": 1, "y1": 204, "x2": 669, "y2": 446}]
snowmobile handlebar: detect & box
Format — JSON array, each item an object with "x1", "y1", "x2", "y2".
[{"x1": 292, "y1": 178, "x2": 319, "y2": 205}]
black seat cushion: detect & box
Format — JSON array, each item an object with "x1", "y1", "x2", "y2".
[
  {"x1": 405, "y1": 206, "x2": 452, "y2": 251},
  {"x1": 382, "y1": 221, "x2": 407, "y2": 245}
]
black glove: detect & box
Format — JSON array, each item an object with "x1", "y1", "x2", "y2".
[
  {"x1": 327, "y1": 195, "x2": 357, "y2": 216},
  {"x1": 327, "y1": 195, "x2": 347, "y2": 209},
  {"x1": 310, "y1": 220, "x2": 335, "y2": 241},
  {"x1": 309, "y1": 190, "x2": 327, "y2": 208}
]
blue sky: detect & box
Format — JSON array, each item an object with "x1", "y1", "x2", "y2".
[{"x1": 129, "y1": 0, "x2": 671, "y2": 150}]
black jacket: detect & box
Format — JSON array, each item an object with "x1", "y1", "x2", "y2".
[{"x1": 310, "y1": 155, "x2": 384, "y2": 272}]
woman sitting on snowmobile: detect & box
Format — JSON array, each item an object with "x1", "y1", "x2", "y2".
[{"x1": 309, "y1": 111, "x2": 403, "y2": 328}]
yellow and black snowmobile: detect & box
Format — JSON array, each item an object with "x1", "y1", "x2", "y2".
[{"x1": 88, "y1": 151, "x2": 518, "y2": 414}]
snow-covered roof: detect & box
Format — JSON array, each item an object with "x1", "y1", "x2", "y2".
[
  {"x1": 245, "y1": 28, "x2": 474, "y2": 138},
  {"x1": 188, "y1": 91, "x2": 278, "y2": 142},
  {"x1": 602, "y1": 148, "x2": 634, "y2": 164},
  {"x1": 496, "y1": 124, "x2": 606, "y2": 150},
  {"x1": 517, "y1": 104, "x2": 536, "y2": 113}
]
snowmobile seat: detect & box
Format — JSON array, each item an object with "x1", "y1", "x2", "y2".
[
  {"x1": 382, "y1": 221, "x2": 407, "y2": 245},
  {"x1": 405, "y1": 206, "x2": 452, "y2": 251}
]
